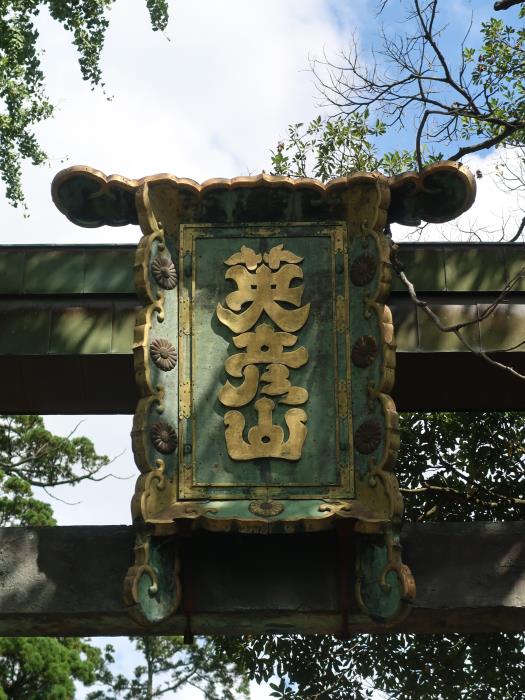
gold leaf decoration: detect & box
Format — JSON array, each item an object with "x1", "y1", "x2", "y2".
[
  {"x1": 263, "y1": 243, "x2": 303, "y2": 270},
  {"x1": 224, "y1": 245, "x2": 262, "y2": 270}
]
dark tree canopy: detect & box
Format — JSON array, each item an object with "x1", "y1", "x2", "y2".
[{"x1": 220, "y1": 412, "x2": 525, "y2": 700}]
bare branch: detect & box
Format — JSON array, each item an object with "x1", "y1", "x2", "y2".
[
  {"x1": 494, "y1": 0, "x2": 524, "y2": 10},
  {"x1": 391, "y1": 251, "x2": 525, "y2": 383},
  {"x1": 414, "y1": 0, "x2": 478, "y2": 112},
  {"x1": 42, "y1": 486, "x2": 81, "y2": 507},
  {"x1": 312, "y1": 0, "x2": 525, "y2": 163},
  {"x1": 508, "y1": 215, "x2": 525, "y2": 243}
]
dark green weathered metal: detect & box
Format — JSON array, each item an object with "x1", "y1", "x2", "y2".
[
  {"x1": 4, "y1": 163, "x2": 481, "y2": 632},
  {"x1": 1, "y1": 243, "x2": 524, "y2": 413}
]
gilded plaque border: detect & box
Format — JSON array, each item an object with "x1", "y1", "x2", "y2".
[
  {"x1": 50, "y1": 163, "x2": 477, "y2": 626},
  {"x1": 52, "y1": 162, "x2": 475, "y2": 634},
  {"x1": 123, "y1": 172, "x2": 403, "y2": 534}
]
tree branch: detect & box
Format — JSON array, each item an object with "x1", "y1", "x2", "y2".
[
  {"x1": 494, "y1": 0, "x2": 524, "y2": 10},
  {"x1": 401, "y1": 480, "x2": 525, "y2": 508},
  {"x1": 449, "y1": 126, "x2": 517, "y2": 161},
  {"x1": 391, "y1": 244, "x2": 525, "y2": 382},
  {"x1": 508, "y1": 215, "x2": 525, "y2": 243}
]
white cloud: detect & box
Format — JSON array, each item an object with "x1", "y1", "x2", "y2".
[
  {"x1": 0, "y1": 0, "x2": 360, "y2": 244},
  {"x1": 393, "y1": 148, "x2": 524, "y2": 242}
]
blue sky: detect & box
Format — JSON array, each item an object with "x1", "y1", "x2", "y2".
[
  {"x1": 0, "y1": 0, "x2": 521, "y2": 243},
  {"x1": 318, "y1": 0, "x2": 522, "y2": 158}
]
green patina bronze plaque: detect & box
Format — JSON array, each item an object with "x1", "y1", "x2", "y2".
[
  {"x1": 179, "y1": 224, "x2": 352, "y2": 502},
  {"x1": 52, "y1": 162, "x2": 477, "y2": 627}
]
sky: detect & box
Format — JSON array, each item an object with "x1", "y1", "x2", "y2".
[{"x1": 0, "y1": 0, "x2": 523, "y2": 698}]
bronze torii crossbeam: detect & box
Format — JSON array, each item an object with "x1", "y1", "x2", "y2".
[
  {"x1": 1, "y1": 242, "x2": 524, "y2": 414},
  {"x1": 0, "y1": 522, "x2": 523, "y2": 636}
]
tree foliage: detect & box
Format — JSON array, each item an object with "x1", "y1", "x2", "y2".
[
  {"x1": 0, "y1": 415, "x2": 110, "y2": 526},
  {"x1": 0, "y1": 0, "x2": 169, "y2": 207},
  {"x1": 271, "y1": 112, "x2": 419, "y2": 180},
  {"x1": 220, "y1": 412, "x2": 525, "y2": 700},
  {"x1": 0, "y1": 415, "x2": 250, "y2": 699},
  {"x1": 227, "y1": 631, "x2": 525, "y2": 700},
  {"x1": 0, "y1": 637, "x2": 108, "y2": 700},
  {"x1": 399, "y1": 411, "x2": 525, "y2": 522},
  {"x1": 89, "y1": 636, "x2": 249, "y2": 700},
  {"x1": 272, "y1": 0, "x2": 525, "y2": 179}
]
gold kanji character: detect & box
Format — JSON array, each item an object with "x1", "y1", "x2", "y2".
[
  {"x1": 224, "y1": 323, "x2": 307, "y2": 378},
  {"x1": 217, "y1": 260, "x2": 310, "y2": 333},
  {"x1": 224, "y1": 398, "x2": 307, "y2": 461},
  {"x1": 218, "y1": 364, "x2": 259, "y2": 408},
  {"x1": 260, "y1": 364, "x2": 308, "y2": 405}
]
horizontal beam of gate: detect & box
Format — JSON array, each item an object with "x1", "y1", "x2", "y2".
[
  {"x1": 0, "y1": 522, "x2": 523, "y2": 635},
  {"x1": 1, "y1": 243, "x2": 525, "y2": 413}
]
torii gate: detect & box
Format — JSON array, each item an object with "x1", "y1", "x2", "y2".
[{"x1": 1, "y1": 162, "x2": 524, "y2": 636}]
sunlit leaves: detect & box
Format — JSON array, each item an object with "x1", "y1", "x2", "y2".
[
  {"x1": 0, "y1": 0, "x2": 169, "y2": 207},
  {"x1": 270, "y1": 112, "x2": 420, "y2": 182},
  {"x1": 0, "y1": 637, "x2": 108, "y2": 700},
  {"x1": 0, "y1": 415, "x2": 110, "y2": 525}
]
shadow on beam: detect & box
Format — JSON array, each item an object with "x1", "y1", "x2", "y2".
[
  {"x1": 1, "y1": 352, "x2": 525, "y2": 414},
  {"x1": 0, "y1": 523, "x2": 524, "y2": 635}
]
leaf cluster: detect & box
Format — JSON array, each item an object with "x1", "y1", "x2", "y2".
[
  {"x1": 465, "y1": 9, "x2": 525, "y2": 148},
  {"x1": 219, "y1": 411, "x2": 525, "y2": 700},
  {"x1": 0, "y1": 415, "x2": 110, "y2": 526},
  {"x1": 271, "y1": 112, "x2": 387, "y2": 181},
  {"x1": 0, "y1": 0, "x2": 168, "y2": 207},
  {"x1": 0, "y1": 637, "x2": 107, "y2": 700},
  {"x1": 399, "y1": 411, "x2": 525, "y2": 522},
  {"x1": 271, "y1": 113, "x2": 435, "y2": 182},
  {"x1": 88, "y1": 636, "x2": 249, "y2": 700}
]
